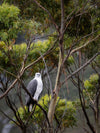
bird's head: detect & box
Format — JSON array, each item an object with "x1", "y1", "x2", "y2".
[{"x1": 35, "y1": 73, "x2": 41, "y2": 78}]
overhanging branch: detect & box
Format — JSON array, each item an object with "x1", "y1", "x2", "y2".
[
  {"x1": 62, "y1": 52, "x2": 100, "y2": 85},
  {"x1": 0, "y1": 39, "x2": 58, "y2": 99}
]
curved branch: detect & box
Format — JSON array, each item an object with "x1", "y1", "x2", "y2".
[
  {"x1": 21, "y1": 81, "x2": 51, "y2": 127},
  {"x1": 62, "y1": 52, "x2": 100, "y2": 85},
  {"x1": 24, "y1": 39, "x2": 58, "y2": 71},
  {"x1": 62, "y1": 29, "x2": 100, "y2": 65},
  {"x1": 0, "y1": 109, "x2": 20, "y2": 127},
  {"x1": 70, "y1": 34, "x2": 100, "y2": 55},
  {"x1": 0, "y1": 39, "x2": 58, "y2": 99},
  {"x1": 0, "y1": 67, "x2": 51, "y2": 126},
  {"x1": 33, "y1": 0, "x2": 59, "y2": 32}
]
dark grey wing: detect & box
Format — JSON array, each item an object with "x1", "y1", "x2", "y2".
[{"x1": 25, "y1": 79, "x2": 37, "y2": 106}]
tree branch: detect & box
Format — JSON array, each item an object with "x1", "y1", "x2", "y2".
[
  {"x1": 39, "y1": 51, "x2": 53, "y2": 95},
  {"x1": 62, "y1": 52, "x2": 100, "y2": 85},
  {"x1": 0, "y1": 109, "x2": 20, "y2": 127},
  {"x1": 70, "y1": 34, "x2": 100, "y2": 55},
  {"x1": 33, "y1": 0, "x2": 59, "y2": 32},
  {"x1": 0, "y1": 39, "x2": 58, "y2": 99}
]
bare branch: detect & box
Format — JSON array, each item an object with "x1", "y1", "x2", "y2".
[
  {"x1": 0, "y1": 39, "x2": 58, "y2": 99},
  {"x1": 24, "y1": 39, "x2": 58, "y2": 71},
  {"x1": 39, "y1": 52, "x2": 53, "y2": 95},
  {"x1": 78, "y1": 75, "x2": 95, "y2": 133},
  {"x1": 70, "y1": 34, "x2": 100, "y2": 55},
  {"x1": 62, "y1": 29, "x2": 99, "y2": 65},
  {"x1": 0, "y1": 109, "x2": 20, "y2": 127},
  {"x1": 62, "y1": 52, "x2": 100, "y2": 85},
  {"x1": 20, "y1": 81, "x2": 51, "y2": 127},
  {"x1": 25, "y1": 105, "x2": 36, "y2": 125},
  {"x1": 33, "y1": 0, "x2": 59, "y2": 32}
]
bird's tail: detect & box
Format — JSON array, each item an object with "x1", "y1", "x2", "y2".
[
  {"x1": 29, "y1": 104, "x2": 33, "y2": 112},
  {"x1": 28, "y1": 103, "x2": 35, "y2": 112}
]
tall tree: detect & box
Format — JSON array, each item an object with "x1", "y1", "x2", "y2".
[{"x1": 0, "y1": 0, "x2": 100, "y2": 133}]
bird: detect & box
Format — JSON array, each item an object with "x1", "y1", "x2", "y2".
[{"x1": 25, "y1": 72, "x2": 43, "y2": 112}]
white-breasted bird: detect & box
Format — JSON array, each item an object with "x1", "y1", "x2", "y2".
[{"x1": 25, "y1": 72, "x2": 43, "y2": 112}]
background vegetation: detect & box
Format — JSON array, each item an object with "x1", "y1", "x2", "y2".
[{"x1": 0, "y1": 0, "x2": 100, "y2": 133}]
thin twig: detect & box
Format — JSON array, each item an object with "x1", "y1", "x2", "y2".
[
  {"x1": 0, "y1": 109, "x2": 20, "y2": 127},
  {"x1": 39, "y1": 51, "x2": 53, "y2": 95},
  {"x1": 0, "y1": 39, "x2": 58, "y2": 99},
  {"x1": 70, "y1": 34, "x2": 100, "y2": 55},
  {"x1": 62, "y1": 52, "x2": 100, "y2": 85},
  {"x1": 25, "y1": 105, "x2": 36, "y2": 125},
  {"x1": 33, "y1": 0, "x2": 59, "y2": 32}
]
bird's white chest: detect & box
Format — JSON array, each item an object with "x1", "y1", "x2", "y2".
[{"x1": 33, "y1": 78, "x2": 43, "y2": 101}]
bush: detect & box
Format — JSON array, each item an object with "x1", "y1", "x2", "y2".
[{"x1": 16, "y1": 94, "x2": 77, "y2": 129}]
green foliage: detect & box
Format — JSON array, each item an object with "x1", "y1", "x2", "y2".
[
  {"x1": 0, "y1": 42, "x2": 25, "y2": 72},
  {"x1": 0, "y1": 3, "x2": 20, "y2": 41},
  {"x1": 5, "y1": 0, "x2": 98, "y2": 37},
  {"x1": 89, "y1": 74, "x2": 99, "y2": 84},
  {"x1": 83, "y1": 74, "x2": 99, "y2": 98},
  {"x1": 55, "y1": 100, "x2": 76, "y2": 128},
  {"x1": 16, "y1": 94, "x2": 76, "y2": 128},
  {"x1": 17, "y1": 106, "x2": 29, "y2": 122},
  {"x1": 65, "y1": 56, "x2": 74, "y2": 66},
  {"x1": 29, "y1": 39, "x2": 51, "y2": 56},
  {"x1": 21, "y1": 19, "x2": 42, "y2": 40},
  {"x1": 84, "y1": 74, "x2": 99, "y2": 90},
  {"x1": 72, "y1": 99, "x2": 81, "y2": 109},
  {"x1": 0, "y1": 37, "x2": 54, "y2": 74},
  {"x1": 73, "y1": 73, "x2": 99, "y2": 110},
  {"x1": 48, "y1": 43, "x2": 74, "y2": 68}
]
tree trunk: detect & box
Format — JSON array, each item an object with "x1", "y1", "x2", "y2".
[
  {"x1": 95, "y1": 120, "x2": 100, "y2": 133},
  {"x1": 48, "y1": 50, "x2": 62, "y2": 131},
  {"x1": 47, "y1": 1, "x2": 64, "y2": 132},
  {"x1": 21, "y1": 128, "x2": 26, "y2": 133}
]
